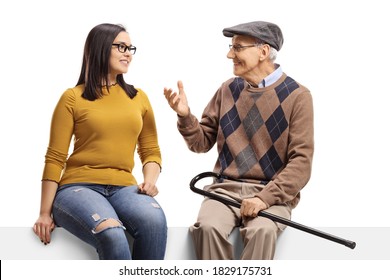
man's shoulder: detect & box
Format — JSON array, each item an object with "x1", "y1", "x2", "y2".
[{"x1": 276, "y1": 74, "x2": 311, "y2": 96}]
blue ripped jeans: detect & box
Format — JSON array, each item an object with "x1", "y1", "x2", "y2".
[{"x1": 52, "y1": 184, "x2": 167, "y2": 260}]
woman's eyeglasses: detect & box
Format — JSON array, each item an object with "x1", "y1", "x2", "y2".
[{"x1": 112, "y1": 43, "x2": 136, "y2": 55}]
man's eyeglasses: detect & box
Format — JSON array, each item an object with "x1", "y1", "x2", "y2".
[
  {"x1": 229, "y1": 44, "x2": 260, "y2": 53},
  {"x1": 112, "y1": 43, "x2": 137, "y2": 55}
]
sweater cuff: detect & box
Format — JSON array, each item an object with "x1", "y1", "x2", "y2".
[
  {"x1": 142, "y1": 161, "x2": 162, "y2": 172},
  {"x1": 42, "y1": 162, "x2": 62, "y2": 183},
  {"x1": 254, "y1": 192, "x2": 274, "y2": 208},
  {"x1": 177, "y1": 110, "x2": 195, "y2": 128}
]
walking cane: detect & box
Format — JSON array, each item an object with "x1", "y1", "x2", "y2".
[{"x1": 190, "y1": 171, "x2": 356, "y2": 249}]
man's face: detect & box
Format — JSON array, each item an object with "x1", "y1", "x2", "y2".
[{"x1": 227, "y1": 35, "x2": 263, "y2": 82}]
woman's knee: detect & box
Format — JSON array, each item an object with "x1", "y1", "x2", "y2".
[
  {"x1": 138, "y1": 214, "x2": 167, "y2": 237},
  {"x1": 93, "y1": 221, "x2": 131, "y2": 260},
  {"x1": 93, "y1": 218, "x2": 124, "y2": 233},
  {"x1": 127, "y1": 203, "x2": 167, "y2": 231},
  {"x1": 93, "y1": 218, "x2": 129, "y2": 243},
  {"x1": 92, "y1": 218, "x2": 129, "y2": 247}
]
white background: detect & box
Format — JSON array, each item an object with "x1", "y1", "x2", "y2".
[{"x1": 0, "y1": 0, "x2": 389, "y2": 229}]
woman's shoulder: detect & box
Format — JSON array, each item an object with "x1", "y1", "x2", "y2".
[
  {"x1": 134, "y1": 87, "x2": 145, "y2": 96},
  {"x1": 65, "y1": 84, "x2": 84, "y2": 95},
  {"x1": 61, "y1": 84, "x2": 85, "y2": 99},
  {"x1": 134, "y1": 87, "x2": 150, "y2": 101},
  {"x1": 56, "y1": 85, "x2": 84, "y2": 107}
]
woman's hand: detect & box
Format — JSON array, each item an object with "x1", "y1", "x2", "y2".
[
  {"x1": 139, "y1": 162, "x2": 161, "y2": 197},
  {"x1": 33, "y1": 214, "x2": 55, "y2": 245},
  {"x1": 33, "y1": 180, "x2": 58, "y2": 245},
  {"x1": 138, "y1": 182, "x2": 159, "y2": 197}
]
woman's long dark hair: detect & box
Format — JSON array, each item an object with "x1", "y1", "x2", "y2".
[{"x1": 77, "y1": 23, "x2": 137, "y2": 101}]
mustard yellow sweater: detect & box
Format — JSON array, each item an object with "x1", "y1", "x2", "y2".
[{"x1": 42, "y1": 84, "x2": 162, "y2": 186}]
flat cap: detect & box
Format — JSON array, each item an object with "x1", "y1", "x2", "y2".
[{"x1": 223, "y1": 21, "x2": 284, "y2": 51}]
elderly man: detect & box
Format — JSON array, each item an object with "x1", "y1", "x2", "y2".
[{"x1": 164, "y1": 21, "x2": 314, "y2": 260}]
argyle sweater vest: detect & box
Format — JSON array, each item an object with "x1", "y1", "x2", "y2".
[{"x1": 178, "y1": 73, "x2": 314, "y2": 208}]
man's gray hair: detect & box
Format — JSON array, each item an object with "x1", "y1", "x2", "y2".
[
  {"x1": 256, "y1": 39, "x2": 278, "y2": 61},
  {"x1": 269, "y1": 47, "x2": 278, "y2": 61}
]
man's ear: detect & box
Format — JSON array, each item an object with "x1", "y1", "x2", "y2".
[{"x1": 259, "y1": 44, "x2": 271, "y2": 61}]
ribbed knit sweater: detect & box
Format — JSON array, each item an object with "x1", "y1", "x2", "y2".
[
  {"x1": 42, "y1": 84, "x2": 161, "y2": 186},
  {"x1": 178, "y1": 73, "x2": 314, "y2": 208}
]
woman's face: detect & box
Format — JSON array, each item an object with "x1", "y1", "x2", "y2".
[{"x1": 109, "y1": 31, "x2": 133, "y2": 77}]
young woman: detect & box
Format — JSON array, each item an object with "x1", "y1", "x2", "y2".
[{"x1": 33, "y1": 23, "x2": 167, "y2": 260}]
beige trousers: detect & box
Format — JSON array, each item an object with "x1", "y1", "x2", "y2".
[{"x1": 189, "y1": 180, "x2": 292, "y2": 260}]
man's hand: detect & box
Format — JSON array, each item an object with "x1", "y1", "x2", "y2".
[
  {"x1": 164, "y1": 80, "x2": 190, "y2": 117},
  {"x1": 241, "y1": 197, "x2": 268, "y2": 217}
]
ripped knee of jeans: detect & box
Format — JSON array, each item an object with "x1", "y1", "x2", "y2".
[{"x1": 92, "y1": 217, "x2": 126, "y2": 234}]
